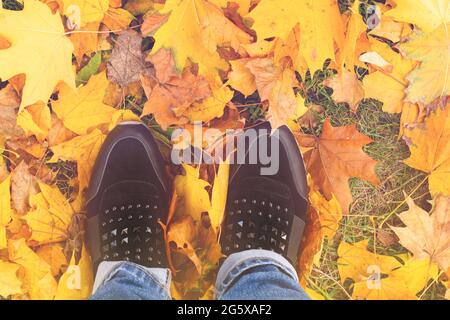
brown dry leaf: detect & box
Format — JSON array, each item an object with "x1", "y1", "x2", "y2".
[
  {"x1": 11, "y1": 161, "x2": 37, "y2": 215},
  {"x1": 296, "y1": 119, "x2": 379, "y2": 213},
  {"x1": 245, "y1": 58, "x2": 300, "y2": 128},
  {"x1": 323, "y1": 69, "x2": 364, "y2": 113},
  {"x1": 141, "y1": 49, "x2": 212, "y2": 129},
  {"x1": 391, "y1": 195, "x2": 450, "y2": 271},
  {"x1": 0, "y1": 84, "x2": 24, "y2": 139},
  {"x1": 107, "y1": 30, "x2": 153, "y2": 87}
]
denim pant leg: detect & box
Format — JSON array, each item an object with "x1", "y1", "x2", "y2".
[
  {"x1": 215, "y1": 249, "x2": 310, "y2": 300},
  {"x1": 90, "y1": 261, "x2": 172, "y2": 300}
]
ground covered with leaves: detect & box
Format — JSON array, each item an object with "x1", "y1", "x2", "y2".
[{"x1": 0, "y1": 0, "x2": 449, "y2": 300}]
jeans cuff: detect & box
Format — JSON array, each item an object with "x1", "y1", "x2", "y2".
[
  {"x1": 215, "y1": 249, "x2": 299, "y2": 298},
  {"x1": 92, "y1": 261, "x2": 172, "y2": 295}
]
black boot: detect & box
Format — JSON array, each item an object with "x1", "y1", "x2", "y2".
[
  {"x1": 86, "y1": 122, "x2": 170, "y2": 270},
  {"x1": 220, "y1": 125, "x2": 308, "y2": 264}
]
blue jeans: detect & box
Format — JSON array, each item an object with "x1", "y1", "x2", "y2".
[{"x1": 90, "y1": 249, "x2": 310, "y2": 300}]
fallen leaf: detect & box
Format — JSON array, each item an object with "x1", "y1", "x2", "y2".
[
  {"x1": 324, "y1": 69, "x2": 364, "y2": 112},
  {"x1": 296, "y1": 119, "x2": 379, "y2": 213},
  {"x1": 52, "y1": 72, "x2": 116, "y2": 135},
  {"x1": 107, "y1": 30, "x2": 152, "y2": 87},
  {"x1": 55, "y1": 245, "x2": 93, "y2": 299},
  {"x1": 400, "y1": 23, "x2": 450, "y2": 105},
  {"x1": 11, "y1": 161, "x2": 37, "y2": 215},
  {"x1": 247, "y1": 0, "x2": 344, "y2": 74},
  {"x1": 404, "y1": 106, "x2": 450, "y2": 196},
  {"x1": 386, "y1": 0, "x2": 450, "y2": 33},
  {"x1": 391, "y1": 195, "x2": 450, "y2": 271},
  {"x1": 174, "y1": 165, "x2": 211, "y2": 221},
  {"x1": 0, "y1": 260, "x2": 23, "y2": 298},
  {"x1": 0, "y1": 0, "x2": 75, "y2": 111},
  {"x1": 152, "y1": 0, "x2": 252, "y2": 73},
  {"x1": 62, "y1": 0, "x2": 109, "y2": 27}
]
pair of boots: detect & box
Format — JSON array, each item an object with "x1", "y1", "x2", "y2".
[{"x1": 85, "y1": 122, "x2": 309, "y2": 271}]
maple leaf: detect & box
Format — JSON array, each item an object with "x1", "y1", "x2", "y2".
[
  {"x1": 17, "y1": 102, "x2": 52, "y2": 142},
  {"x1": 107, "y1": 30, "x2": 152, "y2": 87},
  {"x1": 0, "y1": 84, "x2": 23, "y2": 139},
  {"x1": 0, "y1": 0, "x2": 75, "y2": 111},
  {"x1": 352, "y1": 258, "x2": 438, "y2": 300},
  {"x1": 400, "y1": 23, "x2": 450, "y2": 105},
  {"x1": 308, "y1": 176, "x2": 343, "y2": 241},
  {"x1": 174, "y1": 165, "x2": 212, "y2": 221},
  {"x1": 323, "y1": 69, "x2": 364, "y2": 113},
  {"x1": 50, "y1": 129, "x2": 106, "y2": 203},
  {"x1": 296, "y1": 119, "x2": 380, "y2": 213},
  {"x1": 8, "y1": 239, "x2": 57, "y2": 300},
  {"x1": 337, "y1": 240, "x2": 401, "y2": 284},
  {"x1": 55, "y1": 245, "x2": 93, "y2": 299},
  {"x1": 244, "y1": 58, "x2": 302, "y2": 128},
  {"x1": 391, "y1": 195, "x2": 450, "y2": 271},
  {"x1": 36, "y1": 244, "x2": 68, "y2": 277},
  {"x1": 141, "y1": 49, "x2": 213, "y2": 129},
  {"x1": 168, "y1": 215, "x2": 203, "y2": 275},
  {"x1": 386, "y1": 0, "x2": 450, "y2": 33},
  {"x1": 62, "y1": 0, "x2": 109, "y2": 27},
  {"x1": 152, "y1": 0, "x2": 252, "y2": 73},
  {"x1": 404, "y1": 106, "x2": 450, "y2": 196},
  {"x1": 0, "y1": 175, "x2": 12, "y2": 249},
  {"x1": 69, "y1": 22, "x2": 100, "y2": 63},
  {"x1": 209, "y1": 161, "x2": 229, "y2": 231},
  {"x1": 52, "y1": 72, "x2": 116, "y2": 135},
  {"x1": 11, "y1": 161, "x2": 37, "y2": 215},
  {"x1": 247, "y1": 0, "x2": 344, "y2": 74},
  {"x1": 363, "y1": 71, "x2": 405, "y2": 114},
  {"x1": 339, "y1": 0, "x2": 369, "y2": 71},
  {"x1": 0, "y1": 260, "x2": 22, "y2": 298}
]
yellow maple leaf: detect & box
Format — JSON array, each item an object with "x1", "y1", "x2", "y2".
[
  {"x1": 228, "y1": 59, "x2": 257, "y2": 97},
  {"x1": 352, "y1": 258, "x2": 438, "y2": 300},
  {"x1": 363, "y1": 71, "x2": 405, "y2": 113},
  {"x1": 174, "y1": 165, "x2": 212, "y2": 221},
  {"x1": 38, "y1": 182, "x2": 74, "y2": 228},
  {"x1": 404, "y1": 106, "x2": 450, "y2": 196},
  {"x1": 0, "y1": 0, "x2": 75, "y2": 112},
  {"x1": 0, "y1": 175, "x2": 12, "y2": 226},
  {"x1": 339, "y1": 0, "x2": 368, "y2": 71},
  {"x1": 386, "y1": 0, "x2": 450, "y2": 33},
  {"x1": 36, "y1": 244, "x2": 68, "y2": 277},
  {"x1": 16, "y1": 102, "x2": 51, "y2": 142},
  {"x1": 247, "y1": 0, "x2": 344, "y2": 74},
  {"x1": 400, "y1": 23, "x2": 450, "y2": 105},
  {"x1": 189, "y1": 75, "x2": 233, "y2": 123},
  {"x1": 55, "y1": 245, "x2": 93, "y2": 300},
  {"x1": 52, "y1": 72, "x2": 116, "y2": 135},
  {"x1": 8, "y1": 239, "x2": 57, "y2": 299},
  {"x1": 152, "y1": 0, "x2": 252, "y2": 73},
  {"x1": 26, "y1": 193, "x2": 68, "y2": 244},
  {"x1": 337, "y1": 240, "x2": 402, "y2": 284},
  {"x1": 62, "y1": 0, "x2": 109, "y2": 27},
  {"x1": 209, "y1": 161, "x2": 229, "y2": 231},
  {"x1": 0, "y1": 260, "x2": 22, "y2": 298},
  {"x1": 49, "y1": 129, "x2": 106, "y2": 206},
  {"x1": 308, "y1": 178, "x2": 343, "y2": 240}
]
